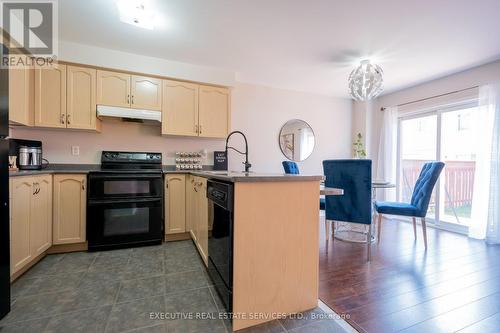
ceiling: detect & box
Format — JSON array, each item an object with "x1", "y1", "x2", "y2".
[{"x1": 60, "y1": 0, "x2": 500, "y2": 97}]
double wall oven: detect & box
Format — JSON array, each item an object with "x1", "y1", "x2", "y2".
[{"x1": 87, "y1": 151, "x2": 164, "y2": 251}]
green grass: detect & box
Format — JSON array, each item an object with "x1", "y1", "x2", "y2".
[{"x1": 444, "y1": 204, "x2": 472, "y2": 219}]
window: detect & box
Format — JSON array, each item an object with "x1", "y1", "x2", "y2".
[{"x1": 398, "y1": 100, "x2": 479, "y2": 233}]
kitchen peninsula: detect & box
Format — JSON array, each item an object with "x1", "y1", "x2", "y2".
[{"x1": 9, "y1": 165, "x2": 323, "y2": 331}]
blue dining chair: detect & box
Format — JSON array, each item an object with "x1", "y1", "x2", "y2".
[
  {"x1": 323, "y1": 159, "x2": 373, "y2": 261},
  {"x1": 282, "y1": 161, "x2": 300, "y2": 174},
  {"x1": 282, "y1": 161, "x2": 325, "y2": 210},
  {"x1": 374, "y1": 161, "x2": 444, "y2": 248}
]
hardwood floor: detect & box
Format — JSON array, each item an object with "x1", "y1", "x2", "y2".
[{"x1": 319, "y1": 215, "x2": 500, "y2": 333}]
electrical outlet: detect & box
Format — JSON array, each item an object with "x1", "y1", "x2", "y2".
[{"x1": 71, "y1": 146, "x2": 80, "y2": 156}]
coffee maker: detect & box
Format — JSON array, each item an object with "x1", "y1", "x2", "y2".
[{"x1": 9, "y1": 139, "x2": 46, "y2": 170}]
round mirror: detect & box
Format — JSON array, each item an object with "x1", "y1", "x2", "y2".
[{"x1": 279, "y1": 119, "x2": 315, "y2": 161}]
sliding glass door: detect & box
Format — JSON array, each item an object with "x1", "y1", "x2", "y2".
[
  {"x1": 399, "y1": 114, "x2": 438, "y2": 221},
  {"x1": 398, "y1": 102, "x2": 479, "y2": 233}
]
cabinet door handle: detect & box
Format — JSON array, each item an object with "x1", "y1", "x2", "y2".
[
  {"x1": 60, "y1": 114, "x2": 65, "y2": 124},
  {"x1": 131, "y1": 95, "x2": 134, "y2": 104},
  {"x1": 33, "y1": 183, "x2": 36, "y2": 195},
  {"x1": 67, "y1": 114, "x2": 71, "y2": 125},
  {"x1": 194, "y1": 124, "x2": 198, "y2": 134},
  {"x1": 127, "y1": 94, "x2": 130, "y2": 104},
  {"x1": 82, "y1": 180, "x2": 85, "y2": 191},
  {"x1": 199, "y1": 125, "x2": 202, "y2": 134}
]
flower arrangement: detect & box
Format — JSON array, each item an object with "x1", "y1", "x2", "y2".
[{"x1": 353, "y1": 132, "x2": 367, "y2": 158}]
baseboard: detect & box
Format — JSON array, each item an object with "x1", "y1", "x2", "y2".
[
  {"x1": 10, "y1": 251, "x2": 46, "y2": 282},
  {"x1": 165, "y1": 232, "x2": 191, "y2": 241},
  {"x1": 47, "y1": 242, "x2": 88, "y2": 254}
]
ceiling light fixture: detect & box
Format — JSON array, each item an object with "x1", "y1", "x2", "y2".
[
  {"x1": 348, "y1": 59, "x2": 384, "y2": 101},
  {"x1": 116, "y1": 0, "x2": 155, "y2": 30}
]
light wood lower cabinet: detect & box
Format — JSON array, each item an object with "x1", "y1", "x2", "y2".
[
  {"x1": 187, "y1": 176, "x2": 208, "y2": 265},
  {"x1": 165, "y1": 174, "x2": 186, "y2": 234},
  {"x1": 195, "y1": 177, "x2": 209, "y2": 265},
  {"x1": 10, "y1": 175, "x2": 52, "y2": 276},
  {"x1": 10, "y1": 178, "x2": 34, "y2": 274},
  {"x1": 52, "y1": 174, "x2": 86, "y2": 244},
  {"x1": 186, "y1": 176, "x2": 196, "y2": 241}
]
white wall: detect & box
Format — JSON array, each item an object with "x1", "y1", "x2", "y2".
[
  {"x1": 354, "y1": 59, "x2": 500, "y2": 175},
  {"x1": 59, "y1": 41, "x2": 236, "y2": 87},
  {"x1": 231, "y1": 83, "x2": 352, "y2": 174},
  {"x1": 11, "y1": 84, "x2": 352, "y2": 173},
  {"x1": 10, "y1": 119, "x2": 225, "y2": 165},
  {"x1": 10, "y1": 42, "x2": 353, "y2": 173}
]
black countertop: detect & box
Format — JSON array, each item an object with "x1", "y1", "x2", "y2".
[
  {"x1": 9, "y1": 164, "x2": 101, "y2": 177},
  {"x1": 10, "y1": 164, "x2": 323, "y2": 182}
]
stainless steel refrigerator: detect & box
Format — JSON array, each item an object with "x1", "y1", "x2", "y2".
[{"x1": 0, "y1": 43, "x2": 11, "y2": 319}]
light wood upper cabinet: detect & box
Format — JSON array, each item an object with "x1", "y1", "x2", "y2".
[
  {"x1": 10, "y1": 175, "x2": 52, "y2": 276},
  {"x1": 53, "y1": 174, "x2": 86, "y2": 244},
  {"x1": 97, "y1": 71, "x2": 161, "y2": 111},
  {"x1": 9, "y1": 66, "x2": 34, "y2": 126},
  {"x1": 10, "y1": 178, "x2": 34, "y2": 274},
  {"x1": 30, "y1": 175, "x2": 52, "y2": 257},
  {"x1": 35, "y1": 65, "x2": 67, "y2": 128},
  {"x1": 131, "y1": 76, "x2": 162, "y2": 111},
  {"x1": 67, "y1": 66, "x2": 98, "y2": 130},
  {"x1": 162, "y1": 80, "x2": 199, "y2": 136},
  {"x1": 165, "y1": 175, "x2": 186, "y2": 234},
  {"x1": 198, "y1": 85, "x2": 230, "y2": 138},
  {"x1": 96, "y1": 70, "x2": 131, "y2": 108}
]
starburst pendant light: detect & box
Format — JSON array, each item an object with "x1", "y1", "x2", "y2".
[{"x1": 348, "y1": 60, "x2": 384, "y2": 101}]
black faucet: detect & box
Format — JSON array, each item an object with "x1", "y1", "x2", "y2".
[{"x1": 225, "y1": 131, "x2": 252, "y2": 173}]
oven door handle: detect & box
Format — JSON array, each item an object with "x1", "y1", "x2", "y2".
[
  {"x1": 88, "y1": 197, "x2": 162, "y2": 205},
  {"x1": 89, "y1": 173, "x2": 163, "y2": 180}
]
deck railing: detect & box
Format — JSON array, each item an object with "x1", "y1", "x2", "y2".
[{"x1": 400, "y1": 160, "x2": 475, "y2": 210}]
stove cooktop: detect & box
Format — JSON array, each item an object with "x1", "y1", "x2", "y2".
[{"x1": 98, "y1": 151, "x2": 163, "y2": 173}]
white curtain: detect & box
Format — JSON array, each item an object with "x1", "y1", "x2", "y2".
[
  {"x1": 469, "y1": 83, "x2": 500, "y2": 244},
  {"x1": 376, "y1": 106, "x2": 398, "y2": 201}
]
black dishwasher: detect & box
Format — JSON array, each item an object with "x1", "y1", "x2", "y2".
[{"x1": 206, "y1": 180, "x2": 234, "y2": 313}]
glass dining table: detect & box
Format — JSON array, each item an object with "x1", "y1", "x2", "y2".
[{"x1": 321, "y1": 182, "x2": 396, "y2": 243}]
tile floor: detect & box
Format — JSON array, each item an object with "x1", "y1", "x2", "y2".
[{"x1": 0, "y1": 240, "x2": 348, "y2": 333}]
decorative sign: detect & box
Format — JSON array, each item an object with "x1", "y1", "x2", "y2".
[{"x1": 213, "y1": 151, "x2": 227, "y2": 171}]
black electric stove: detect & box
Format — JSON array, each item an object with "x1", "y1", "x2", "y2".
[{"x1": 87, "y1": 151, "x2": 164, "y2": 251}]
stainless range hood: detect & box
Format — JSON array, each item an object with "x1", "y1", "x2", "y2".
[{"x1": 96, "y1": 105, "x2": 161, "y2": 122}]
